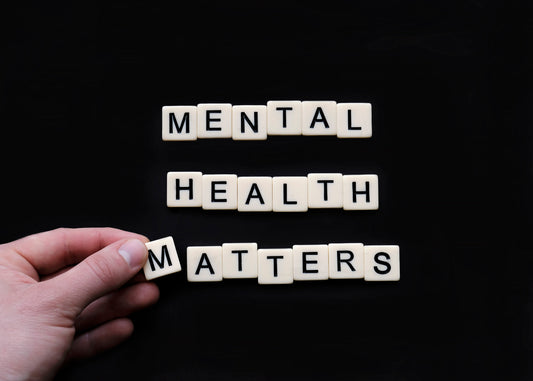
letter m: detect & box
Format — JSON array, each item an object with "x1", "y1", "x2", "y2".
[
  {"x1": 169, "y1": 112, "x2": 190, "y2": 134},
  {"x1": 148, "y1": 245, "x2": 173, "y2": 271}
]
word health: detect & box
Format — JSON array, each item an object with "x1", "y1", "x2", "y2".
[
  {"x1": 167, "y1": 172, "x2": 379, "y2": 211},
  {"x1": 143, "y1": 237, "x2": 400, "y2": 283},
  {"x1": 162, "y1": 101, "x2": 371, "y2": 140}
]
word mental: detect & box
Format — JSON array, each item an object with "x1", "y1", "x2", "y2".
[
  {"x1": 162, "y1": 101, "x2": 371, "y2": 140},
  {"x1": 144, "y1": 237, "x2": 400, "y2": 283},
  {"x1": 167, "y1": 172, "x2": 379, "y2": 211}
]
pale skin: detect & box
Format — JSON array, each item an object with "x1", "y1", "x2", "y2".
[{"x1": 0, "y1": 227, "x2": 160, "y2": 381}]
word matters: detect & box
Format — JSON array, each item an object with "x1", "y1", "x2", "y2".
[{"x1": 144, "y1": 237, "x2": 400, "y2": 283}]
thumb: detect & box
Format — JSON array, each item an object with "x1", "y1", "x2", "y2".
[{"x1": 47, "y1": 238, "x2": 148, "y2": 312}]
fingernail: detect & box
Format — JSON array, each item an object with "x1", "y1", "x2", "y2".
[{"x1": 118, "y1": 239, "x2": 147, "y2": 269}]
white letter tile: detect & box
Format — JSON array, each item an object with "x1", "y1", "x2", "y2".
[
  {"x1": 337, "y1": 103, "x2": 372, "y2": 138},
  {"x1": 343, "y1": 174, "x2": 379, "y2": 210},
  {"x1": 328, "y1": 243, "x2": 364, "y2": 279},
  {"x1": 238, "y1": 177, "x2": 273, "y2": 212},
  {"x1": 187, "y1": 246, "x2": 223, "y2": 282},
  {"x1": 258, "y1": 248, "x2": 293, "y2": 284},
  {"x1": 144, "y1": 236, "x2": 181, "y2": 280},
  {"x1": 197, "y1": 103, "x2": 232, "y2": 138},
  {"x1": 293, "y1": 244, "x2": 329, "y2": 281},
  {"x1": 232, "y1": 105, "x2": 267, "y2": 140},
  {"x1": 364, "y1": 245, "x2": 400, "y2": 281},
  {"x1": 267, "y1": 100, "x2": 302, "y2": 135},
  {"x1": 272, "y1": 176, "x2": 308, "y2": 212},
  {"x1": 222, "y1": 242, "x2": 258, "y2": 279},
  {"x1": 202, "y1": 174, "x2": 238, "y2": 210},
  {"x1": 167, "y1": 171, "x2": 203, "y2": 207},
  {"x1": 162, "y1": 106, "x2": 197, "y2": 141},
  {"x1": 302, "y1": 101, "x2": 337, "y2": 136},
  {"x1": 307, "y1": 173, "x2": 343, "y2": 208}
]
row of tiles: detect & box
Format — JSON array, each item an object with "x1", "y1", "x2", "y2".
[
  {"x1": 162, "y1": 102, "x2": 372, "y2": 140},
  {"x1": 167, "y1": 172, "x2": 379, "y2": 211},
  {"x1": 144, "y1": 237, "x2": 400, "y2": 283}
]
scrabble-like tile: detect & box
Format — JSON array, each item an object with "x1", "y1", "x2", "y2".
[
  {"x1": 237, "y1": 177, "x2": 273, "y2": 212},
  {"x1": 202, "y1": 174, "x2": 238, "y2": 210},
  {"x1": 187, "y1": 246, "x2": 223, "y2": 282},
  {"x1": 293, "y1": 244, "x2": 329, "y2": 280},
  {"x1": 143, "y1": 236, "x2": 181, "y2": 280},
  {"x1": 307, "y1": 173, "x2": 343, "y2": 208},
  {"x1": 267, "y1": 100, "x2": 302, "y2": 135},
  {"x1": 272, "y1": 176, "x2": 308, "y2": 212},
  {"x1": 222, "y1": 242, "x2": 258, "y2": 278},
  {"x1": 343, "y1": 174, "x2": 379, "y2": 210},
  {"x1": 302, "y1": 101, "x2": 337, "y2": 136},
  {"x1": 197, "y1": 103, "x2": 232, "y2": 138},
  {"x1": 167, "y1": 172, "x2": 203, "y2": 207},
  {"x1": 328, "y1": 243, "x2": 364, "y2": 279},
  {"x1": 162, "y1": 106, "x2": 197, "y2": 141},
  {"x1": 232, "y1": 105, "x2": 267, "y2": 140},
  {"x1": 364, "y1": 245, "x2": 400, "y2": 281},
  {"x1": 258, "y1": 248, "x2": 293, "y2": 284},
  {"x1": 337, "y1": 103, "x2": 372, "y2": 138}
]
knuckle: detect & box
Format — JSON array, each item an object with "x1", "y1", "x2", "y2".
[
  {"x1": 84, "y1": 256, "x2": 117, "y2": 286},
  {"x1": 53, "y1": 227, "x2": 71, "y2": 235}
]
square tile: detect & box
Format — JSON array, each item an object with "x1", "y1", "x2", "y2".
[
  {"x1": 143, "y1": 236, "x2": 181, "y2": 280},
  {"x1": 258, "y1": 248, "x2": 293, "y2": 284},
  {"x1": 302, "y1": 101, "x2": 337, "y2": 136},
  {"x1": 343, "y1": 174, "x2": 379, "y2": 210},
  {"x1": 337, "y1": 103, "x2": 372, "y2": 138},
  {"x1": 162, "y1": 105, "x2": 197, "y2": 141},
  {"x1": 237, "y1": 177, "x2": 273, "y2": 212},
  {"x1": 272, "y1": 176, "x2": 308, "y2": 212},
  {"x1": 232, "y1": 105, "x2": 267, "y2": 140},
  {"x1": 293, "y1": 244, "x2": 329, "y2": 280},
  {"x1": 202, "y1": 174, "x2": 238, "y2": 210},
  {"x1": 364, "y1": 245, "x2": 400, "y2": 281},
  {"x1": 267, "y1": 100, "x2": 302, "y2": 135},
  {"x1": 222, "y1": 242, "x2": 258, "y2": 278},
  {"x1": 328, "y1": 243, "x2": 364, "y2": 279},
  {"x1": 167, "y1": 171, "x2": 203, "y2": 207},
  {"x1": 197, "y1": 103, "x2": 232, "y2": 138},
  {"x1": 307, "y1": 173, "x2": 343, "y2": 208},
  {"x1": 187, "y1": 246, "x2": 223, "y2": 282}
]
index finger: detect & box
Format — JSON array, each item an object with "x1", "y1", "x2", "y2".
[{"x1": 6, "y1": 227, "x2": 149, "y2": 275}]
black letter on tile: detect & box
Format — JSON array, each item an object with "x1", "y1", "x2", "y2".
[
  {"x1": 337, "y1": 250, "x2": 355, "y2": 272},
  {"x1": 310, "y1": 107, "x2": 330, "y2": 129},
  {"x1": 246, "y1": 183, "x2": 265, "y2": 205},
  {"x1": 211, "y1": 181, "x2": 227, "y2": 202},
  {"x1": 267, "y1": 255, "x2": 283, "y2": 277},
  {"x1": 169, "y1": 113, "x2": 190, "y2": 134},
  {"x1": 276, "y1": 107, "x2": 292, "y2": 128},
  {"x1": 374, "y1": 252, "x2": 391, "y2": 275},
  {"x1": 352, "y1": 181, "x2": 370, "y2": 203},
  {"x1": 317, "y1": 179, "x2": 334, "y2": 201},
  {"x1": 206, "y1": 110, "x2": 222, "y2": 131},
  {"x1": 283, "y1": 183, "x2": 297, "y2": 205},
  {"x1": 347, "y1": 109, "x2": 362, "y2": 130},
  {"x1": 302, "y1": 252, "x2": 319, "y2": 273},
  {"x1": 232, "y1": 250, "x2": 248, "y2": 271},
  {"x1": 195, "y1": 253, "x2": 215, "y2": 275},
  {"x1": 148, "y1": 245, "x2": 172, "y2": 271},
  {"x1": 241, "y1": 112, "x2": 258, "y2": 133},
  {"x1": 176, "y1": 178, "x2": 194, "y2": 200}
]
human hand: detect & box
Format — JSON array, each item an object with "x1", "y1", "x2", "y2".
[{"x1": 0, "y1": 228, "x2": 160, "y2": 381}]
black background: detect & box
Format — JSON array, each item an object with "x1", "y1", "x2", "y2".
[{"x1": 1, "y1": 1, "x2": 532, "y2": 380}]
